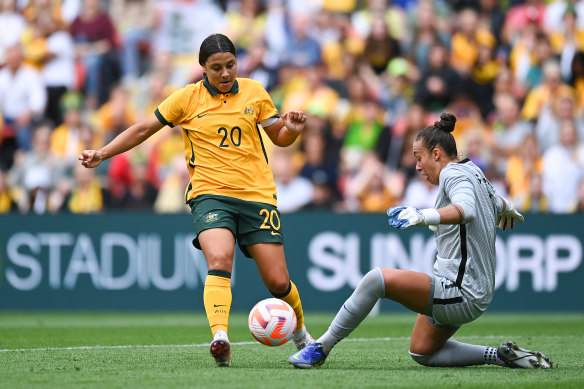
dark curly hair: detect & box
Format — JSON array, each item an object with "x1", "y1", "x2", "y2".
[{"x1": 415, "y1": 112, "x2": 458, "y2": 159}]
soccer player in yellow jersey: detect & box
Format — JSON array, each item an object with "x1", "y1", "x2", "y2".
[{"x1": 79, "y1": 34, "x2": 314, "y2": 367}]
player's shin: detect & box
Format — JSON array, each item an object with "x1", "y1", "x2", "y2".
[{"x1": 318, "y1": 268, "x2": 386, "y2": 354}]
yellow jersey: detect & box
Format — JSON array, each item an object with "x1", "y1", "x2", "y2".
[{"x1": 155, "y1": 77, "x2": 279, "y2": 206}]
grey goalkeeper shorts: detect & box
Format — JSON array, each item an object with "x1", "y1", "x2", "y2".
[{"x1": 423, "y1": 275, "x2": 487, "y2": 331}]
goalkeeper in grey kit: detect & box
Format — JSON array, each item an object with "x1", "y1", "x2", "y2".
[{"x1": 289, "y1": 113, "x2": 553, "y2": 369}]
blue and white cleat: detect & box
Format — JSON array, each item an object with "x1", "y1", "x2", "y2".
[
  {"x1": 288, "y1": 342, "x2": 327, "y2": 369},
  {"x1": 497, "y1": 341, "x2": 553, "y2": 369}
]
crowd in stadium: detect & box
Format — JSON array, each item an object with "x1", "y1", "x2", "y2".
[{"x1": 1, "y1": 0, "x2": 584, "y2": 215}]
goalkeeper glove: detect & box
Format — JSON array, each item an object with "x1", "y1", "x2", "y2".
[
  {"x1": 497, "y1": 202, "x2": 524, "y2": 231},
  {"x1": 387, "y1": 206, "x2": 440, "y2": 229}
]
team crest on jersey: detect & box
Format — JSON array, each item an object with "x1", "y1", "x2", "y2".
[
  {"x1": 244, "y1": 107, "x2": 254, "y2": 115},
  {"x1": 205, "y1": 212, "x2": 219, "y2": 222}
]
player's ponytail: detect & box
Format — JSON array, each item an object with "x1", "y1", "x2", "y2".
[
  {"x1": 199, "y1": 34, "x2": 236, "y2": 66},
  {"x1": 415, "y1": 112, "x2": 458, "y2": 158}
]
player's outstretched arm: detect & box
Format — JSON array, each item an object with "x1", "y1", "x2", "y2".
[
  {"x1": 263, "y1": 111, "x2": 307, "y2": 147},
  {"x1": 386, "y1": 204, "x2": 469, "y2": 230},
  {"x1": 79, "y1": 114, "x2": 165, "y2": 168}
]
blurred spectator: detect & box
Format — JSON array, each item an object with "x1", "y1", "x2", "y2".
[
  {"x1": 548, "y1": 4, "x2": 584, "y2": 80},
  {"x1": 405, "y1": 0, "x2": 450, "y2": 73},
  {"x1": 7, "y1": 123, "x2": 64, "y2": 213},
  {"x1": 37, "y1": 13, "x2": 75, "y2": 127},
  {"x1": 344, "y1": 153, "x2": 404, "y2": 212},
  {"x1": 70, "y1": 0, "x2": 120, "y2": 109},
  {"x1": 102, "y1": 153, "x2": 132, "y2": 210},
  {"x1": 50, "y1": 92, "x2": 100, "y2": 165},
  {"x1": 380, "y1": 57, "x2": 412, "y2": 120},
  {"x1": 414, "y1": 41, "x2": 460, "y2": 112},
  {"x1": 0, "y1": 43, "x2": 47, "y2": 152},
  {"x1": 521, "y1": 59, "x2": 576, "y2": 121},
  {"x1": 490, "y1": 93, "x2": 533, "y2": 170},
  {"x1": 460, "y1": 127, "x2": 491, "y2": 172},
  {"x1": 342, "y1": 97, "x2": 387, "y2": 171},
  {"x1": 92, "y1": 85, "x2": 136, "y2": 144},
  {"x1": 299, "y1": 127, "x2": 339, "y2": 208},
  {"x1": 123, "y1": 162, "x2": 158, "y2": 211},
  {"x1": 535, "y1": 91, "x2": 584, "y2": 153},
  {"x1": 271, "y1": 147, "x2": 314, "y2": 213},
  {"x1": 544, "y1": 0, "x2": 584, "y2": 34},
  {"x1": 0, "y1": 0, "x2": 27, "y2": 65},
  {"x1": 505, "y1": 133, "x2": 542, "y2": 207},
  {"x1": 449, "y1": 7, "x2": 496, "y2": 76},
  {"x1": 154, "y1": 155, "x2": 190, "y2": 213},
  {"x1": 0, "y1": 169, "x2": 17, "y2": 213},
  {"x1": 502, "y1": 0, "x2": 546, "y2": 46},
  {"x1": 224, "y1": 0, "x2": 266, "y2": 55},
  {"x1": 570, "y1": 50, "x2": 584, "y2": 105},
  {"x1": 351, "y1": 0, "x2": 406, "y2": 43},
  {"x1": 524, "y1": 33, "x2": 554, "y2": 90},
  {"x1": 401, "y1": 174, "x2": 439, "y2": 209},
  {"x1": 542, "y1": 119, "x2": 584, "y2": 213},
  {"x1": 66, "y1": 162, "x2": 103, "y2": 213},
  {"x1": 110, "y1": 0, "x2": 156, "y2": 84},
  {"x1": 361, "y1": 14, "x2": 400, "y2": 76},
  {"x1": 478, "y1": 0, "x2": 505, "y2": 44},
  {"x1": 237, "y1": 39, "x2": 277, "y2": 91},
  {"x1": 468, "y1": 42, "x2": 499, "y2": 118},
  {"x1": 518, "y1": 172, "x2": 548, "y2": 213},
  {"x1": 280, "y1": 12, "x2": 321, "y2": 68},
  {"x1": 509, "y1": 19, "x2": 541, "y2": 87}
]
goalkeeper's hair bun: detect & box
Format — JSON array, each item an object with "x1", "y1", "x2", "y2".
[
  {"x1": 416, "y1": 112, "x2": 458, "y2": 159},
  {"x1": 434, "y1": 113, "x2": 456, "y2": 133}
]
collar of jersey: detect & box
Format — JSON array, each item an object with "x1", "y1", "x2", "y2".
[{"x1": 202, "y1": 74, "x2": 239, "y2": 96}]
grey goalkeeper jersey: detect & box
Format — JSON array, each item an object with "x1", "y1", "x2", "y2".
[{"x1": 433, "y1": 159, "x2": 498, "y2": 309}]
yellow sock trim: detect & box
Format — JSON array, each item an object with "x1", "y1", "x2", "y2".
[
  {"x1": 203, "y1": 274, "x2": 232, "y2": 336},
  {"x1": 278, "y1": 281, "x2": 304, "y2": 331}
]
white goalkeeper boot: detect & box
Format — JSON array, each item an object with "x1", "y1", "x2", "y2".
[{"x1": 497, "y1": 341, "x2": 553, "y2": 369}]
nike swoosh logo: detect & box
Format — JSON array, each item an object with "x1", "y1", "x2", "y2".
[
  {"x1": 214, "y1": 304, "x2": 226, "y2": 307},
  {"x1": 292, "y1": 353, "x2": 301, "y2": 361},
  {"x1": 197, "y1": 113, "x2": 209, "y2": 118},
  {"x1": 271, "y1": 231, "x2": 281, "y2": 236}
]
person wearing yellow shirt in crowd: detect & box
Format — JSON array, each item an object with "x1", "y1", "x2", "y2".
[
  {"x1": 450, "y1": 8, "x2": 496, "y2": 75},
  {"x1": 521, "y1": 59, "x2": 577, "y2": 121},
  {"x1": 504, "y1": 133, "x2": 543, "y2": 209},
  {"x1": 50, "y1": 92, "x2": 101, "y2": 165},
  {"x1": 79, "y1": 33, "x2": 314, "y2": 367},
  {"x1": 67, "y1": 163, "x2": 103, "y2": 214}
]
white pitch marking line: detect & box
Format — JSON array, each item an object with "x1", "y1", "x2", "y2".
[{"x1": 0, "y1": 335, "x2": 506, "y2": 353}]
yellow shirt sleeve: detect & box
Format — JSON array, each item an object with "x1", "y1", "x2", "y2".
[
  {"x1": 255, "y1": 84, "x2": 279, "y2": 123},
  {"x1": 155, "y1": 87, "x2": 192, "y2": 127}
]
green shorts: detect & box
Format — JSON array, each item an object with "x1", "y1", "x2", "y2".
[{"x1": 189, "y1": 194, "x2": 284, "y2": 258}]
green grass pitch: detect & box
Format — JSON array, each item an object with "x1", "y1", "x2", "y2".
[{"x1": 0, "y1": 312, "x2": 582, "y2": 388}]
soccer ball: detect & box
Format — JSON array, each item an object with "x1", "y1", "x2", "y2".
[{"x1": 248, "y1": 298, "x2": 297, "y2": 346}]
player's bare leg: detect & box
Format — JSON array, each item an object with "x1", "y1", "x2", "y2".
[{"x1": 249, "y1": 243, "x2": 313, "y2": 350}]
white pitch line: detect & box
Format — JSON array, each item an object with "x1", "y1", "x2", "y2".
[{"x1": 0, "y1": 335, "x2": 507, "y2": 353}]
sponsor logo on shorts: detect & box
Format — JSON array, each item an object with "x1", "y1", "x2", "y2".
[{"x1": 205, "y1": 212, "x2": 219, "y2": 222}]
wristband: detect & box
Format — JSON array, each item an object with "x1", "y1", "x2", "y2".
[{"x1": 421, "y1": 208, "x2": 440, "y2": 225}]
